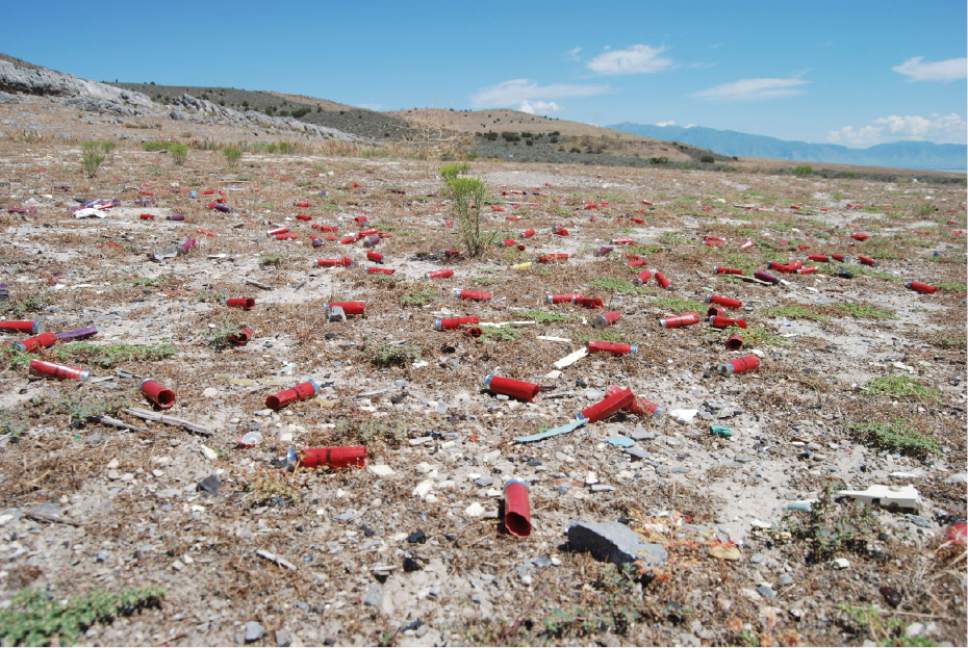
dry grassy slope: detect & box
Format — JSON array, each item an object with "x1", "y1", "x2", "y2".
[
  {"x1": 113, "y1": 83, "x2": 420, "y2": 141},
  {"x1": 390, "y1": 107, "x2": 645, "y2": 139}
]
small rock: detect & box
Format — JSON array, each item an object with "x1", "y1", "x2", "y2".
[
  {"x1": 474, "y1": 476, "x2": 493, "y2": 488},
  {"x1": 200, "y1": 445, "x2": 218, "y2": 461},
  {"x1": 756, "y1": 584, "x2": 776, "y2": 600},
  {"x1": 944, "y1": 472, "x2": 967, "y2": 485},
  {"x1": 566, "y1": 520, "x2": 666, "y2": 567},
  {"x1": 403, "y1": 556, "x2": 421, "y2": 572},
  {"x1": 750, "y1": 553, "x2": 765, "y2": 565},
  {"x1": 905, "y1": 622, "x2": 925, "y2": 638},
  {"x1": 363, "y1": 583, "x2": 383, "y2": 608},
  {"x1": 833, "y1": 558, "x2": 850, "y2": 569},
  {"x1": 202, "y1": 387, "x2": 218, "y2": 398},
  {"x1": 95, "y1": 549, "x2": 109, "y2": 563},
  {"x1": 368, "y1": 464, "x2": 395, "y2": 477},
  {"x1": 590, "y1": 484, "x2": 615, "y2": 493},
  {"x1": 275, "y1": 630, "x2": 291, "y2": 647},
  {"x1": 778, "y1": 574, "x2": 794, "y2": 587},
  {"x1": 669, "y1": 409, "x2": 697, "y2": 424},
  {"x1": 244, "y1": 621, "x2": 264, "y2": 643},
  {"x1": 197, "y1": 474, "x2": 220, "y2": 496},
  {"x1": 624, "y1": 446, "x2": 648, "y2": 460},
  {"x1": 630, "y1": 425, "x2": 656, "y2": 441},
  {"x1": 465, "y1": 502, "x2": 485, "y2": 517},
  {"x1": 407, "y1": 530, "x2": 427, "y2": 544},
  {"x1": 606, "y1": 436, "x2": 633, "y2": 448}
]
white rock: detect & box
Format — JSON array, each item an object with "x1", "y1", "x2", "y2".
[
  {"x1": 833, "y1": 558, "x2": 850, "y2": 569},
  {"x1": 200, "y1": 445, "x2": 218, "y2": 461},
  {"x1": 585, "y1": 472, "x2": 599, "y2": 486},
  {"x1": 368, "y1": 464, "x2": 395, "y2": 477},
  {"x1": 412, "y1": 480, "x2": 434, "y2": 498},
  {"x1": 669, "y1": 409, "x2": 697, "y2": 424},
  {"x1": 202, "y1": 387, "x2": 219, "y2": 398},
  {"x1": 464, "y1": 502, "x2": 485, "y2": 517}
]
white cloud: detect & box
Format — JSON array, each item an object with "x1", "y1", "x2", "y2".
[
  {"x1": 828, "y1": 113, "x2": 967, "y2": 147},
  {"x1": 695, "y1": 77, "x2": 807, "y2": 101},
  {"x1": 893, "y1": 57, "x2": 967, "y2": 82},
  {"x1": 566, "y1": 47, "x2": 582, "y2": 62},
  {"x1": 519, "y1": 100, "x2": 560, "y2": 115},
  {"x1": 471, "y1": 78, "x2": 608, "y2": 110},
  {"x1": 655, "y1": 120, "x2": 676, "y2": 127},
  {"x1": 586, "y1": 44, "x2": 672, "y2": 75}
]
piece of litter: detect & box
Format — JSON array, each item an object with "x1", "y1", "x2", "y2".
[
  {"x1": 515, "y1": 418, "x2": 586, "y2": 444},
  {"x1": 669, "y1": 409, "x2": 697, "y2": 424},
  {"x1": 606, "y1": 436, "x2": 634, "y2": 448},
  {"x1": 553, "y1": 347, "x2": 588, "y2": 370},
  {"x1": 837, "y1": 484, "x2": 921, "y2": 511},
  {"x1": 256, "y1": 549, "x2": 295, "y2": 570}
]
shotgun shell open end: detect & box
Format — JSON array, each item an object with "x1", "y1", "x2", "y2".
[
  {"x1": 141, "y1": 379, "x2": 176, "y2": 409},
  {"x1": 504, "y1": 480, "x2": 532, "y2": 538}
]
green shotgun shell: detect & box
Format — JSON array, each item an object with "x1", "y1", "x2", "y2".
[{"x1": 711, "y1": 425, "x2": 733, "y2": 439}]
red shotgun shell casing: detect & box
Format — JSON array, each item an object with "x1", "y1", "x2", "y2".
[
  {"x1": 483, "y1": 373, "x2": 541, "y2": 402},
  {"x1": 636, "y1": 269, "x2": 652, "y2": 284},
  {"x1": 754, "y1": 271, "x2": 779, "y2": 284},
  {"x1": 367, "y1": 250, "x2": 384, "y2": 263},
  {"x1": 725, "y1": 334, "x2": 744, "y2": 350},
  {"x1": 851, "y1": 232, "x2": 870, "y2": 241},
  {"x1": 296, "y1": 446, "x2": 367, "y2": 469},
  {"x1": 831, "y1": 254, "x2": 847, "y2": 262},
  {"x1": 503, "y1": 480, "x2": 532, "y2": 538},
  {"x1": 709, "y1": 315, "x2": 747, "y2": 329},
  {"x1": 12, "y1": 331, "x2": 57, "y2": 352},
  {"x1": 29, "y1": 359, "x2": 89, "y2": 381},
  {"x1": 317, "y1": 257, "x2": 354, "y2": 267},
  {"x1": 807, "y1": 254, "x2": 829, "y2": 262},
  {"x1": 907, "y1": 281, "x2": 938, "y2": 294},
  {"x1": 768, "y1": 261, "x2": 795, "y2": 273},
  {"x1": 628, "y1": 257, "x2": 647, "y2": 268},
  {"x1": 141, "y1": 379, "x2": 176, "y2": 410},
  {"x1": 266, "y1": 379, "x2": 320, "y2": 411},
  {"x1": 587, "y1": 340, "x2": 637, "y2": 355},
  {"x1": 502, "y1": 239, "x2": 517, "y2": 247},
  {"x1": 296, "y1": 214, "x2": 312, "y2": 221},
  {"x1": 318, "y1": 225, "x2": 339, "y2": 232},
  {"x1": 537, "y1": 253, "x2": 569, "y2": 263},
  {"x1": 579, "y1": 387, "x2": 634, "y2": 423},
  {"x1": 139, "y1": 213, "x2": 154, "y2": 220},
  {"x1": 606, "y1": 386, "x2": 665, "y2": 418},
  {"x1": 226, "y1": 297, "x2": 255, "y2": 310},
  {"x1": 367, "y1": 266, "x2": 395, "y2": 275},
  {"x1": 228, "y1": 326, "x2": 254, "y2": 346},
  {"x1": 339, "y1": 235, "x2": 357, "y2": 244},
  {"x1": 521, "y1": 228, "x2": 536, "y2": 238},
  {"x1": 427, "y1": 269, "x2": 454, "y2": 279},
  {"x1": 324, "y1": 301, "x2": 366, "y2": 318},
  {"x1": 721, "y1": 354, "x2": 760, "y2": 375},
  {"x1": 660, "y1": 312, "x2": 700, "y2": 328},
  {"x1": 593, "y1": 311, "x2": 621, "y2": 327},
  {"x1": 274, "y1": 232, "x2": 297, "y2": 241},
  {"x1": 0, "y1": 320, "x2": 42, "y2": 334},
  {"x1": 858, "y1": 255, "x2": 876, "y2": 266},
  {"x1": 267, "y1": 226, "x2": 288, "y2": 236},
  {"x1": 434, "y1": 315, "x2": 479, "y2": 331},
  {"x1": 654, "y1": 271, "x2": 672, "y2": 289},
  {"x1": 454, "y1": 289, "x2": 492, "y2": 301},
  {"x1": 706, "y1": 295, "x2": 742, "y2": 309},
  {"x1": 552, "y1": 225, "x2": 569, "y2": 236},
  {"x1": 546, "y1": 293, "x2": 580, "y2": 305},
  {"x1": 707, "y1": 305, "x2": 727, "y2": 317},
  {"x1": 575, "y1": 295, "x2": 604, "y2": 309},
  {"x1": 715, "y1": 266, "x2": 743, "y2": 275},
  {"x1": 797, "y1": 266, "x2": 818, "y2": 274}
]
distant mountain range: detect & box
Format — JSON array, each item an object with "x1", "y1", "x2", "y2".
[{"x1": 609, "y1": 122, "x2": 966, "y2": 172}]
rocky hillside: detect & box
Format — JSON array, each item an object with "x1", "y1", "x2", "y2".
[{"x1": 0, "y1": 53, "x2": 354, "y2": 141}]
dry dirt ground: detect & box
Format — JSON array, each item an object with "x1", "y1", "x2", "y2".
[{"x1": 0, "y1": 122, "x2": 966, "y2": 647}]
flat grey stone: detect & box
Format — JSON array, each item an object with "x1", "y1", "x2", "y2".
[
  {"x1": 275, "y1": 630, "x2": 291, "y2": 647},
  {"x1": 197, "y1": 474, "x2": 220, "y2": 496},
  {"x1": 944, "y1": 473, "x2": 967, "y2": 485},
  {"x1": 566, "y1": 520, "x2": 667, "y2": 567},
  {"x1": 244, "y1": 621, "x2": 264, "y2": 643},
  {"x1": 624, "y1": 446, "x2": 648, "y2": 460},
  {"x1": 630, "y1": 425, "x2": 656, "y2": 441},
  {"x1": 363, "y1": 583, "x2": 383, "y2": 608}
]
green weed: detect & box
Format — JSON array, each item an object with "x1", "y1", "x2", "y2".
[
  {"x1": 861, "y1": 375, "x2": 941, "y2": 402},
  {"x1": 787, "y1": 487, "x2": 881, "y2": 563},
  {"x1": 400, "y1": 286, "x2": 435, "y2": 308},
  {"x1": 223, "y1": 146, "x2": 242, "y2": 168},
  {"x1": 370, "y1": 343, "x2": 419, "y2": 367},
  {"x1": 832, "y1": 303, "x2": 895, "y2": 320},
  {"x1": 439, "y1": 162, "x2": 470, "y2": 180},
  {"x1": 521, "y1": 309, "x2": 571, "y2": 324},
  {"x1": 0, "y1": 587, "x2": 163, "y2": 646},
  {"x1": 651, "y1": 295, "x2": 705, "y2": 314},
  {"x1": 259, "y1": 253, "x2": 284, "y2": 268},
  {"x1": 742, "y1": 324, "x2": 787, "y2": 348},
  {"x1": 481, "y1": 326, "x2": 521, "y2": 343},
  {"x1": 848, "y1": 419, "x2": 941, "y2": 459},
  {"x1": 53, "y1": 342, "x2": 175, "y2": 368},
  {"x1": 590, "y1": 277, "x2": 641, "y2": 295},
  {"x1": 0, "y1": 292, "x2": 49, "y2": 319},
  {"x1": 766, "y1": 304, "x2": 828, "y2": 321}
]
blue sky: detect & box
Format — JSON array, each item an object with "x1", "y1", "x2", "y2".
[{"x1": 2, "y1": 1, "x2": 965, "y2": 146}]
